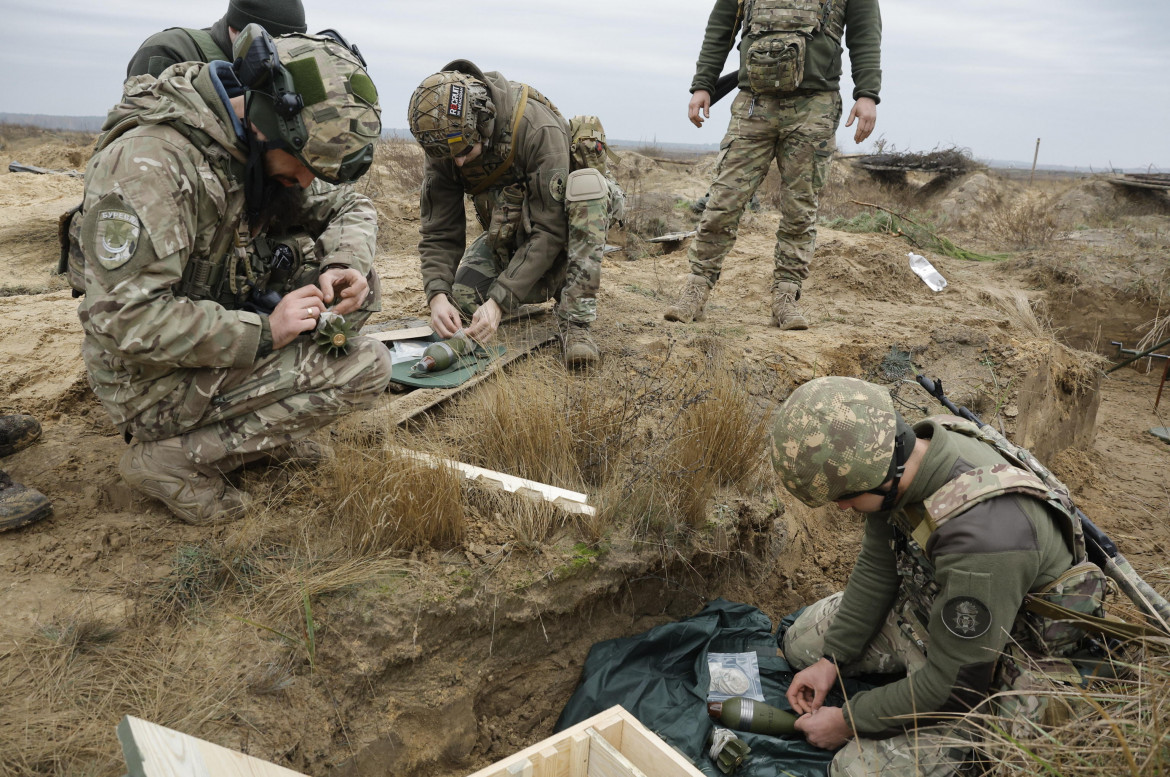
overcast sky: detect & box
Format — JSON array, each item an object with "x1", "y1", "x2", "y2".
[{"x1": 2, "y1": 0, "x2": 1166, "y2": 168}]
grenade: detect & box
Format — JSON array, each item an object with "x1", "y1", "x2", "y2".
[
  {"x1": 314, "y1": 311, "x2": 356, "y2": 358},
  {"x1": 707, "y1": 728, "x2": 751, "y2": 775},
  {"x1": 707, "y1": 697, "x2": 797, "y2": 737},
  {"x1": 411, "y1": 331, "x2": 471, "y2": 374}
]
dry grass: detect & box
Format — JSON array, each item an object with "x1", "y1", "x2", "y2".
[
  {"x1": 980, "y1": 287, "x2": 1052, "y2": 338},
  {"x1": 987, "y1": 193, "x2": 1062, "y2": 250},
  {"x1": 362, "y1": 136, "x2": 425, "y2": 198}
]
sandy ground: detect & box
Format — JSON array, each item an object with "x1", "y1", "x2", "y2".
[{"x1": 1, "y1": 130, "x2": 1168, "y2": 775}]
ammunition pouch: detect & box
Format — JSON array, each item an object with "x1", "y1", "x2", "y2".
[
  {"x1": 60, "y1": 203, "x2": 85, "y2": 297},
  {"x1": 744, "y1": 32, "x2": 808, "y2": 95},
  {"x1": 1018, "y1": 561, "x2": 1108, "y2": 657},
  {"x1": 487, "y1": 183, "x2": 526, "y2": 264}
]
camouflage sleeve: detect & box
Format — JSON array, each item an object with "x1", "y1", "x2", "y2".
[
  {"x1": 275, "y1": 179, "x2": 378, "y2": 276},
  {"x1": 485, "y1": 123, "x2": 570, "y2": 312},
  {"x1": 79, "y1": 132, "x2": 262, "y2": 370},
  {"x1": 844, "y1": 0, "x2": 882, "y2": 102},
  {"x1": 418, "y1": 157, "x2": 469, "y2": 303},
  {"x1": 842, "y1": 496, "x2": 1069, "y2": 736},
  {"x1": 690, "y1": 0, "x2": 741, "y2": 94},
  {"x1": 821, "y1": 516, "x2": 901, "y2": 663}
]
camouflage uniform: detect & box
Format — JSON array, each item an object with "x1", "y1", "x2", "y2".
[
  {"x1": 417, "y1": 63, "x2": 621, "y2": 327},
  {"x1": 682, "y1": 0, "x2": 881, "y2": 306},
  {"x1": 778, "y1": 415, "x2": 1091, "y2": 775},
  {"x1": 73, "y1": 54, "x2": 390, "y2": 498}
]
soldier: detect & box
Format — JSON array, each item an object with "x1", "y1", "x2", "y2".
[
  {"x1": 70, "y1": 27, "x2": 390, "y2": 525},
  {"x1": 665, "y1": 0, "x2": 881, "y2": 329},
  {"x1": 771, "y1": 377, "x2": 1104, "y2": 776},
  {"x1": 407, "y1": 61, "x2": 622, "y2": 369},
  {"x1": 126, "y1": 0, "x2": 307, "y2": 79},
  {"x1": 0, "y1": 414, "x2": 52, "y2": 531}
]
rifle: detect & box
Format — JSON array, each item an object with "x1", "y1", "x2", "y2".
[
  {"x1": 709, "y1": 71, "x2": 740, "y2": 106},
  {"x1": 916, "y1": 374, "x2": 1170, "y2": 634}
]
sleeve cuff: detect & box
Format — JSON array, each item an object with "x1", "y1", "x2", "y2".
[
  {"x1": 487, "y1": 283, "x2": 520, "y2": 313},
  {"x1": 232, "y1": 312, "x2": 264, "y2": 367},
  {"x1": 256, "y1": 315, "x2": 274, "y2": 359}
]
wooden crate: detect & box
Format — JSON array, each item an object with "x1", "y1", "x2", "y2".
[{"x1": 465, "y1": 705, "x2": 704, "y2": 777}]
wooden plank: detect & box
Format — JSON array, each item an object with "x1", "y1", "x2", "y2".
[
  {"x1": 506, "y1": 760, "x2": 534, "y2": 777},
  {"x1": 393, "y1": 449, "x2": 595, "y2": 517},
  {"x1": 366, "y1": 325, "x2": 434, "y2": 343},
  {"x1": 118, "y1": 716, "x2": 308, "y2": 777},
  {"x1": 464, "y1": 707, "x2": 622, "y2": 777},
  {"x1": 568, "y1": 732, "x2": 590, "y2": 777},
  {"x1": 607, "y1": 715, "x2": 706, "y2": 777},
  {"x1": 585, "y1": 728, "x2": 646, "y2": 777},
  {"x1": 535, "y1": 745, "x2": 563, "y2": 777}
]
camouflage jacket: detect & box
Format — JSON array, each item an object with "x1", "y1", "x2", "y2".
[
  {"x1": 418, "y1": 66, "x2": 571, "y2": 312},
  {"x1": 821, "y1": 419, "x2": 1075, "y2": 736},
  {"x1": 691, "y1": 0, "x2": 882, "y2": 101},
  {"x1": 76, "y1": 61, "x2": 378, "y2": 429},
  {"x1": 125, "y1": 16, "x2": 232, "y2": 79}
]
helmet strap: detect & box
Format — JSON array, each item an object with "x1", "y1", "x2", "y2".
[
  {"x1": 879, "y1": 415, "x2": 916, "y2": 512},
  {"x1": 243, "y1": 114, "x2": 285, "y2": 229}
]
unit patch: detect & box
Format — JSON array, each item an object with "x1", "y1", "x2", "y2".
[
  {"x1": 942, "y1": 596, "x2": 992, "y2": 639},
  {"x1": 91, "y1": 205, "x2": 142, "y2": 270},
  {"x1": 549, "y1": 167, "x2": 568, "y2": 203},
  {"x1": 448, "y1": 84, "x2": 465, "y2": 117}
]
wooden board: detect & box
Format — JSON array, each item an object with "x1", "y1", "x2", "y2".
[
  {"x1": 464, "y1": 705, "x2": 704, "y2": 777},
  {"x1": 118, "y1": 716, "x2": 308, "y2": 777},
  {"x1": 367, "y1": 325, "x2": 434, "y2": 343}
]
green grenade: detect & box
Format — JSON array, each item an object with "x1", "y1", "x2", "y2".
[
  {"x1": 314, "y1": 311, "x2": 356, "y2": 358},
  {"x1": 412, "y1": 331, "x2": 471, "y2": 374},
  {"x1": 707, "y1": 697, "x2": 797, "y2": 737}
]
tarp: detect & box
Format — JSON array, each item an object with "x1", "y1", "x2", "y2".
[
  {"x1": 556, "y1": 599, "x2": 874, "y2": 777},
  {"x1": 389, "y1": 343, "x2": 505, "y2": 389}
]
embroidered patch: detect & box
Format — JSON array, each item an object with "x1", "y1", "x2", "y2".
[
  {"x1": 549, "y1": 168, "x2": 568, "y2": 203},
  {"x1": 942, "y1": 596, "x2": 992, "y2": 639},
  {"x1": 448, "y1": 84, "x2": 465, "y2": 117},
  {"x1": 91, "y1": 206, "x2": 142, "y2": 270}
]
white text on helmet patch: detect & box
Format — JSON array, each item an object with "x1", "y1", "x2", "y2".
[{"x1": 448, "y1": 85, "x2": 465, "y2": 117}]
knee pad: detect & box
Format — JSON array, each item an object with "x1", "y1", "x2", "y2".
[{"x1": 565, "y1": 168, "x2": 607, "y2": 203}]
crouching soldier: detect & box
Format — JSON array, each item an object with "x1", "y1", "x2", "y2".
[
  {"x1": 69, "y1": 27, "x2": 391, "y2": 524},
  {"x1": 408, "y1": 60, "x2": 623, "y2": 369},
  {"x1": 771, "y1": 377, "x2": 1109, "y2": 775}
]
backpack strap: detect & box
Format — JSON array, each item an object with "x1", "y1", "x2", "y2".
[{"x1": 469, "y1": 85, "x2": 529, "y2": 196}]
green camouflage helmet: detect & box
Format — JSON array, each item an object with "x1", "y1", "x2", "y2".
[
  {"x1": 408, "y1": 71, "x2": 493, "y2": 158},
  {"x1": 771, "y1": 377, "x2": 897, "y2": 507},
  {"x1": 242, "y1": 28, "x2": 382, "y2": 184}
]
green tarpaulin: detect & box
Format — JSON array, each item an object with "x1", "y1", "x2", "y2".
[{"x1": 556, "y1": 599, "x2": 875, "y2": 777}]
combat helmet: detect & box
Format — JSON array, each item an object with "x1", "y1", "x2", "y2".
[
  {"x1": 771, "y1": 377, "x2": 914, "y2": 509},
  {"x1": 407, "y1": 69, "x2": 495, "y2": 158},
  {"x1": 235, "y1": 24, "x2": 381, "y2": 184}
]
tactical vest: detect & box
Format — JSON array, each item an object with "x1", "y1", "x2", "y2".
[
  {"x1": 175, "y1": 28, "x2": 229, "y2": 64},
  {"x1": 739, "y1": 0, "x2": 836, "y2": 94},
  {"x1": 889, "y1": 416, "x2": 1105, "y2": 657}
]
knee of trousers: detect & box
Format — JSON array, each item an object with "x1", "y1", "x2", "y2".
[
  {"x1": 782, "y1": 591, "x2": 844, "y2": 669},
  {"x1": 330, "y1": 337, "x2": 393, "y2": 406}
]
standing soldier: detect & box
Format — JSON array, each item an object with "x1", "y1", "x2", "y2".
[
  {"x1": 407, "y1": 60, "x2": 622, "y2": 369},
  {"x1": 69, "y1": 27, "x2": 390, "y2": 524},
  {"x1": 771, "y1": 377, "x2": 1107, "y2": 775},
  {"x1": 126, "y1": 0, "x2": 307, "y2": 79},
  {"x1": 665, "y1": 0, "x2": 881, "y2": 329}
]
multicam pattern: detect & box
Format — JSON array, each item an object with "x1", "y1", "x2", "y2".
[
  {"x1": 771, "y1": 376, "x2": 896, "y2": 506},
  {"x1": 687, "y1": 89, "x2": 840, "y2": 290}
]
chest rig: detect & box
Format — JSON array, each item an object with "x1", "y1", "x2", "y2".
[
  {"x1": 738, "y1": 0, "x2": 837, "y2": 94},
  {"x1": 887, "y1": 417, "x2": 1089, "y2": 645}
]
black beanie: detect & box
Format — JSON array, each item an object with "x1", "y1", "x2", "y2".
[{"x1": 224, "y1": 0, "x2": 307, "y2": 36}]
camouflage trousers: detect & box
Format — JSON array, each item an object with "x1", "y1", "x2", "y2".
[
  {"x1": 120, "y1": 330, "x2": 391, "y2": 470},
  {"x1": 452, "y1": 176, "x2": 620, "y2": 324},
  {"x1": 689, "y1": 89, "x2": 841, "y2": 289},
  {"x1": 783, "y1": 593, "x2": 972, "y2": 777}
]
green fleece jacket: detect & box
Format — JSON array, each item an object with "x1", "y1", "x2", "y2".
[
  {"x1": 821, "y1": 419, "x2": 1074, "y2": 736},
  {"x1": 126, "y1": 17, "x2": 234, "y2": 79},
  {"x1": 690, "y1": 0, "x2": 882, "y2": 102}
]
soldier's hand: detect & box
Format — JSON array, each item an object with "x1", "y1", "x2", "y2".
[
  {"x1": 794, "y1": 706, "x2": 851, "y2": 750},
  {"x1": 429, "y1": 294, "x2": 463, "y2": 339},
  {"x1": 688, "y1": 90, "x2": 712, "y2": 128},
  {"x1": 845, "y1": 97, "x2": 877, "y2": 144},
  {"x1": 319, "y1": 267, "x2": 369, "y2": 315},
  {"x1": 466, "y1": 298, "x2": 502, "y2": 343},
  {"x1": 270, "y1": 285, "x2": 327, "y2": 349},
  {"x1": 786, "y1": 657, "x2": 839, "y2": 715}
]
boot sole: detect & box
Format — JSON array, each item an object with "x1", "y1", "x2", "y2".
[{"x1": 0, "y1": 501, "x2": 52, "y2": 532}]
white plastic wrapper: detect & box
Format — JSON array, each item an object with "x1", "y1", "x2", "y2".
[{"x1": 706, "y1": 651, "x2": 765, "y2": 702}]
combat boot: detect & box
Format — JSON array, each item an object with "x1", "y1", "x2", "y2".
[
  {"x1": 0, "y1": 414, "x2": 42, "y2": 458},
  {"x1": 561, "y1": 320, "x2": 601, "y2": 369},
  {"x1": 771, "y1": 282, "x2": 809, "y2": 330},
  {"x1": 664, "y1": 274, "x2": 711, "y2": 323},
  {"x1": 264, "y1": 438, "x2": 328, "y2": 468},
  {"x1": 0, "y1": 470, "x2": 52, "y2": 532},
  {"x1": 120, "y1": 437, "x2": 247, "y2": 525}
]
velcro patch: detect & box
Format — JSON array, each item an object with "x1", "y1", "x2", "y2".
[
  {"x1": 448, "y1": 84, "x2": 465, "y2": 117},
  {"x1": 88, "y1": 201, "x2": 142, "y2": 270},
  {"x1": 549, "y1": 168, "x2": 567, "y2": 203},
  {"x1": 942, "y1": 596, "x2": 992, "y2": 639}
]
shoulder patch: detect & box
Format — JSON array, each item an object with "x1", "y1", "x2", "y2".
[
  {"x1": 549, "y1": 167, "x2": 568, "y2": 203},
  {"x1": 942, "y1": 595, "x2": 992, "y2": 639},
  {"x1": 83, "y1": 193, "x2": 142, "y2": 271}
]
